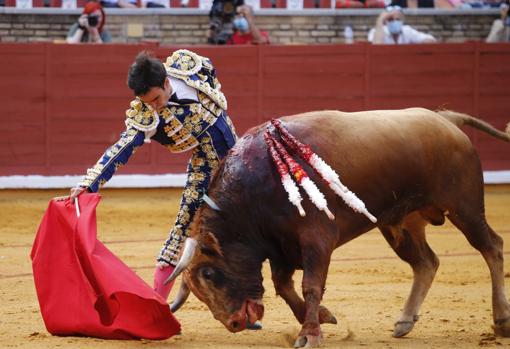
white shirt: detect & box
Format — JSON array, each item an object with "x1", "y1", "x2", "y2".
[
  {"x1": 168, "y1": 76, "x2": 199, "y2": 103},
  {"x1": 368, "y1": 25, "x2": 435, "y2": 44}
]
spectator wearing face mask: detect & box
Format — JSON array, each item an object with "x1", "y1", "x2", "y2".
[
  {"x1": 207, "y1": 0, "x2": 244, "y2": 45},
  {"x1": 66, "y1": 1, "x2": 112, "y2": 44},
  {"x1": 227, "y1": 5, "x2": 269, "y2": 45},
  {"x1": 486, "y1": 1, "x2": 510, "y2": 42},
  {"x1": 368, "y1": 6, "x2": 436, "y2": 44}
]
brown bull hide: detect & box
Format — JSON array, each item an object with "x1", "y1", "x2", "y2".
[{"x1": 175, "y1": 108, "x2": 510, "y2": 347}]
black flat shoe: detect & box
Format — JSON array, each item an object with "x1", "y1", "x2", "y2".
[{"x1": 246, "y1": 320, "x2": 262, "y2": 330}]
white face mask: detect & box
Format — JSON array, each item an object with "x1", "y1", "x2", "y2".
[{"x1": 387, "y1": 20, "x2": 403, "y2": 35}]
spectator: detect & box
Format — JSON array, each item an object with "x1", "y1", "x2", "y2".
[
  {"x1": 66, "y1": 1, "x2": 112, "y2": 44},
  {"x1": 227, "y1": 5, "x2": 269, "y2": 45},
  {"x1": 368, "y1": 6, "x2": 437, "y2": 44},
  {"x1": 486, "y1": 1, "x2": 510, "y2": 42},
  {"x1": 207, "y1": 0, "x2": 244, "y2": 44},
  {"x1": 100, "y1": 0, "x2": 137, "y2": 8}
]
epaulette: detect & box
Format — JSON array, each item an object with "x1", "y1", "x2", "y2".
[
  {"x1": 164, "y1": 49, "x2": 203, "y2": 77},
  {"x1": 124, "y1": 99, "x2": 160, "y2": 142},
  {"x1": 164, "y1": 49, "x2": 227, "y2": 111}
]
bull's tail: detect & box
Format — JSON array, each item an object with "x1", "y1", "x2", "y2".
[{"x1": 436, "y1": 109, "x2": 510, "y2": 142}]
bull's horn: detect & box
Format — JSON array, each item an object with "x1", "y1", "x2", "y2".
[
  {"x1": 169, "y1": 281, "x2": 190, "y2": 313},
  {"x1": 202, "y1": 193, "x2": 222, "y2": 211},
  {"x1": 164, "y1": 238, "x2": 198, "y2": 285}
]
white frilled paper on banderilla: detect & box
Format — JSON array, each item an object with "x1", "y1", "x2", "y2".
[{"x1": 266, "y1": 120, "x2": 377, "y2": 224}]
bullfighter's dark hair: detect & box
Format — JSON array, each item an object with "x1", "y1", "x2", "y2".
[{"x1": 127, "y1": 51, "x2": 167, "y2": 96}]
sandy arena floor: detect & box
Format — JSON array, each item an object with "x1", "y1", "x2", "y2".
[{"x1": 1, "y1": 186, "x2": 510, "y2": 349}]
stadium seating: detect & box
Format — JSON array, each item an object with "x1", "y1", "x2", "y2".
[
  {"x1": 259, "y1": 0, "x2": 332, "y2": 8},
  {"x1": 0, "y1": 0, "x2": 342, "y2": 9},
  {"x1": 49, "y1": 0, "x2": 88, "y2": 7},
  {"x1": 170, "y1": 0, "x2": 199, "y2": 7},
  {"x1": 4, "y1": 0, "x2": 46, "y2": 6}
]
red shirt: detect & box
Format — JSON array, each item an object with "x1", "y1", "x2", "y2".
[{"x1": 228, "y1": 30, "x2": 270, "y2": 45}]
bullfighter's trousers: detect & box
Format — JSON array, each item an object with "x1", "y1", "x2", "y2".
[{"x1": 156, "y1": 114, "x2": 236, "y2": 267}]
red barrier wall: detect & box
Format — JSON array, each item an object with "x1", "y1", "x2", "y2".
[{"x1": 1, "y1": 42, "x2": 509, "y2": 177}]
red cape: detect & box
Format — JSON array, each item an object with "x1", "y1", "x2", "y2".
[{"x1": 31, "y1": 193, "x2": 180, "y2": 340}]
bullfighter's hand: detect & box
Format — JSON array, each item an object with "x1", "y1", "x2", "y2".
[
  {"x1": 69, "y1": 186, "x2": 86, "y2": 200},
  {"x1": 53, "y1": 186, "x2": 86, "y2": 202}
]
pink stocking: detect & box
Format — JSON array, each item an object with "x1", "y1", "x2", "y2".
[{"x1": 153, "y1": 265, "x2": 176, "y2": 301}]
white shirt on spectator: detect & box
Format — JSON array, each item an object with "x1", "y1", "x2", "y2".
[{"x1": 368, "y1": 25, "x2": 435, "y2": 44}]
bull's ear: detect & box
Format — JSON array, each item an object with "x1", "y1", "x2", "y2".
[{"x1": 199, "y1": 232, "x2": 223, "y2": 257}]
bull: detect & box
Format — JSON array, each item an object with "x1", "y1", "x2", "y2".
[{"x1": 167, "y1": 108, "x2": 510, "y2": 347}]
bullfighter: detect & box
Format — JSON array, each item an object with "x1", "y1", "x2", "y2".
[{"x1": 65, "y1": 49, "x2": 237, "y2": 304}]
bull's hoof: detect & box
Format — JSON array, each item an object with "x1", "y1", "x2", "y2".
[
  {"x1": 293, "y1": 333, "x2": 323, "y2": 348},
  {"x1": 319, "y1": 305, "x2": 337, "y2": 325},
  {"x1": 493, "y1": 316, "x2": 510, "y2": 337},
  {"x1": 393, "y1": 315, "x2": 419, "y2": 338}
]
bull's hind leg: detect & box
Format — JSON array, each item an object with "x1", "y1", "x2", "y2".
[
  {"x1": 447, "y1": 203, "x2": 510, "y2": 336},
  {"x1": 379, "y1": 212, "x2": 439, "y2": 338}
]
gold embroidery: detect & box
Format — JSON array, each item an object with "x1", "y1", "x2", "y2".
[
  {"x1": 125, "y1": 98, "x2": 159, "y2": 132},
  {"x1": 165, "y1": 50, "x2": 227, "y2": 110},
  {"x1": 191, "y1": 157, "x2": 205, "y2": 168},
  {"x1": 78, "y1": 129, "x2": 139, "y2": 188},
  {"x1": 164, "y1": 49, "x2": 203, "y2": 77}
]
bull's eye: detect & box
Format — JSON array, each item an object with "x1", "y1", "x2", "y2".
[
  {"x1": 201, "y1": 267, "x2": 215, "y2": 281},
  {"x1": 197, "y1": 265, "x2": 225, "y2": 288}
]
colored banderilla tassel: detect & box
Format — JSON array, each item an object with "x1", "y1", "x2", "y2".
[
  {"x1": 266, "y1": 130, "x2": 335, "y2": 221},
  {"x1": 271, "y1": 119, "x2": 377, "y2": 223},
  {"x1": 264, "y1": 131, "x2": 305, "y2": 217}
]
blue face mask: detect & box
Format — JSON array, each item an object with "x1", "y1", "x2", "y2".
[
  {"x1": 387, "y1": 20, "x2": 403, "y2": 35},
  {"x1": 233, "y1": 17, "x2": 249, "y2": 33}
]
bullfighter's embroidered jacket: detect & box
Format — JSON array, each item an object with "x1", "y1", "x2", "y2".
[{"x1": 78, "y1": 49, "x2": 235, "y2": 192}]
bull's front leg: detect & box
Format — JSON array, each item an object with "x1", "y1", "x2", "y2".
[
  {"x1": 270, "y1": 260, "x2": 337, "y2": 325},
  {"x1": 294, "y1": 246, "x2": 332, "y2": 348}
]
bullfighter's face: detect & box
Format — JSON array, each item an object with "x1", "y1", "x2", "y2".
[
  {"x1": 138, "y1": 77, "x2": 172, "y2": 113},
  {"x1": 182, "y1": 232, "x2": 265, "y2": 333}
]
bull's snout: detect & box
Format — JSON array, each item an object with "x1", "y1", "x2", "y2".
[
  {"x1": 223, "y1": 299, "x2": 264, "y2": 333},
  {"x1": 226, "y1": 316, "x2": 247, "y2": 332}
]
